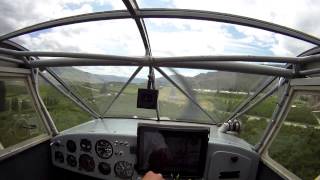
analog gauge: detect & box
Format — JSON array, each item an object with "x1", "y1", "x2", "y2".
[
  {"x1": 66, "y1": 154, "x2": 77, "y2": 167},
  {"x1": 54, "y1": 151, "x2": 64, "y2": 163},
  {"x1": 66, "y1": 140, "x2": 76, "y2": 153},
  {"x1": 114, "y1": 161, "x2": 134, "y2": 179},
  {"x1": 80, "y1": 139, "x2": 92, "y2": 152},
  {"x1": 79, "y1": 154, "x2": 95, "y2": 172},
  {"x1": 98, "y1": 162, "x2": 111, "y2": 175},
  {"x1": 95, "y1": 140, "x2": 113, "y2": 159}
]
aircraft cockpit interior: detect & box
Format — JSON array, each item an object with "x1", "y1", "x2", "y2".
[{"x1": 0, "y1": 1, "x2": 319, "y2": 180}]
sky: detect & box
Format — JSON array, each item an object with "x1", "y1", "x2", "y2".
[{"x1": 0, "y1": 0, "x2": 319, "y2": 77}]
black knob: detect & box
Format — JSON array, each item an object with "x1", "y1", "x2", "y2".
[
  {"x1": 231, "y1": 156, "x2": 239, "y2": 162},
  {"x1": 67, "y1": 155, "x2": 77, "y2": 167},
  {"x1": 66, "y1": 140, "x2": 76, "y2": 153},
  {"x1": 98, "y1": 162, "x2": 111, "y2": 175}
]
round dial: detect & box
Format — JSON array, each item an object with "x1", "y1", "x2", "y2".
[
  {"x1": 79, "y1": 154, "x2": 95, "y2": 172},
  {"x1": 66, "y1": 154, "x2": 77, "y2": 167},
  {"x1": 95, "y1": 140, "x2": 113, "y2": 159},
  {"x1": 98, "y1": 162, "x2": 111, "y2": 175},
  {"x1": 66, "y1": 140, "x2": 76, "y2": 153},
  {"x1": 114, "y1": 161, "x2": 134, "y2": 179},
  {"x1": 80, "y1": 139, "x2": 92, "y2": 152}
]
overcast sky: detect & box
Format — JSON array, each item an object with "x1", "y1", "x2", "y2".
[{"x1": 0, "y1": 0, "x2": 319, "y2": 77}]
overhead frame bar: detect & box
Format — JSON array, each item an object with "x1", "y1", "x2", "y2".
[
  {"x1": 24, "y1": 57, "x2": 294, "y2": 77},
  {"x1": 122, "y1": 0, "x2": 152, "y2": 56},
  {"x1": 0, "y1": 47, "x2": 144, "y2": 62},
  {"x1": 0, "y1": 55, "x2": 25, "y2": 64},
  {"x1": 2, "y1": 47, "x2": 320, "y2": 65},
  {"x1": 0, "y1": 47, "x2": 303, "y2": 78},
  {"x1": 139, "y1": 9, "x2": 320, "y2": 46},
  {"x1": 0, "y1": 10, "x2": 131, "y2": 42},
  {"x1": 298, "y1": 46, "x2": 320, "y2": 57},
  {"x1": 1, "y1": 9, "x2": 320, "y2": 47}
]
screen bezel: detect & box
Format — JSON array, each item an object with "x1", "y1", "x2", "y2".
[{"x1": 136, "y1": 123, "x2": 209, "y2": 178}]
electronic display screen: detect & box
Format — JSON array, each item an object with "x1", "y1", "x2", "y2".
[{"x1": 137, "y1": 124, "x2": 209, "y2": 177}]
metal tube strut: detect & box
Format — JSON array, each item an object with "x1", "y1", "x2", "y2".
[
  {"x1": 122, "y1": 0, "x2": 152, "y2": 56},
  {"x1": 232, "y1": 79, "x2": 285, "y2": 120},
  {"x1": 255, "y1": 82, "x2": 290, "y2": 153},
  {"x1": 30, "y1": 69, "x2": 58, "y2": 135},
  {"x1": 226, "y1": 76, "x2": 277, "y2": 121},
  {"x1": 299, "y1": 68, "x2": 320, "y2": 76},
  {"x1": 102, "y1": 66, "x2": 143, "y2": 116},
  {"x1": 39, "y1": 72, "x2": 98, "y2": 119},
  {"x1": 155, "y1": 67, "x2": 217, "y2": 123},
  {"x1": 0, "y1": 55, "x2": 25, "y2": 64},
  {"x1": 46, "y1": 68, "x2": 100, "y2": 118}
]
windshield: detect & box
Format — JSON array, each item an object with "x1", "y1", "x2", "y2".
[
  {"x1": 1, "y1": 0, "x2": 317, "y2": 127},
  {"x1": 138, "y1": 0, "x2": 320, "y2": 38},
  {"x1": 44, "y1": 66, "x2": 274, "y2": 124},
  {"x1": 1, "y1": 0, "x2": 319, "y2": 57}
]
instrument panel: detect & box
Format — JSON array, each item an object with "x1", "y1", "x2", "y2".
[
  {"x1": 50, "y1": 119, "x2": 260, "y2": 180},
  {"x1": 51, "y1": 134, "x2": 137, "y2": 179}
]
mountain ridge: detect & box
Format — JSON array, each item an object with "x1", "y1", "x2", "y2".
[{"x1": 46, "y1": 67, "x2": 267, "y2": 92}]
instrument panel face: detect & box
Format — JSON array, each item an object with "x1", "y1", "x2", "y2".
[
  {"x1": 51, "y1": 134, "x2": 136, "y2": 180},
  {"x1": 50, "y1": 120, "x2": 260, "y2": 180}
]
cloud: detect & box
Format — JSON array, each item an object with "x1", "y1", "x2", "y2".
[
  {"x1": 0, "y1": 0, "x2": 125, "y2": 35},
  {"x1": 14, "y1": 19, "x2": 145, "y2": 56},
  {"x1": 139, "y1": 0, "x2": 319, "y2": 56},
  {"x1": 146, "y1": 19, "x2": 283, "y2": 56},
  {"x1": 160, "y1": 0, "x2": 320, "y2": 36}
]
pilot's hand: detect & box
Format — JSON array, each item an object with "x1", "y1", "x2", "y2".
[{"x1": 142, "y1": 171, "x2": 164, "y2": 180}]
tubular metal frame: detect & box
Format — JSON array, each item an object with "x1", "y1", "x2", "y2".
[
  {"x1": 1, "y1": 9, "x2": 320, "y2": 47},
  {"x1": 0, "y1": 4, "x2": 320, "y2": 176},
  {"x1": 155, "y1": 67, "x2": 217, "y2": 123},
  {"x1": 45, "y1": 68, "x2": 100, "y2": 118},
  {"x1": 0, "y1": 0, "x2": 319, "y2": 135},
  {"x1": 256, "y1": 81, "x2": 290, "y2": 152},
  {"x1": 102, "y1": 66, "x2": 143, "y2": 116},
  {"x1": 38, "y1": 72, "x2": 99, "y2": 119},
  {"x1": 234, "y1": 78, "x2": 286, "y2": 121},
  {"x1": 0, "y1": 4, "x2": 319, "y2": 179},
  {"x1": 2, "y1": 47, "x2": 315, "y2": 64},
  {"x1": 3, "y1": 46, "x2": 320, "y2": 78},
  {"x1": 227, "y1": 76, "x2": 277, "y2": 121},
  {"x1": 30, "y1": 68, "x2": 58, "y2": 135},
  {"x1": 122, "y1": 0, "x2": 152, "y2": 56},
  {"x1": 31, "y1": 59, "x2": 293, "y2": 77}
]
